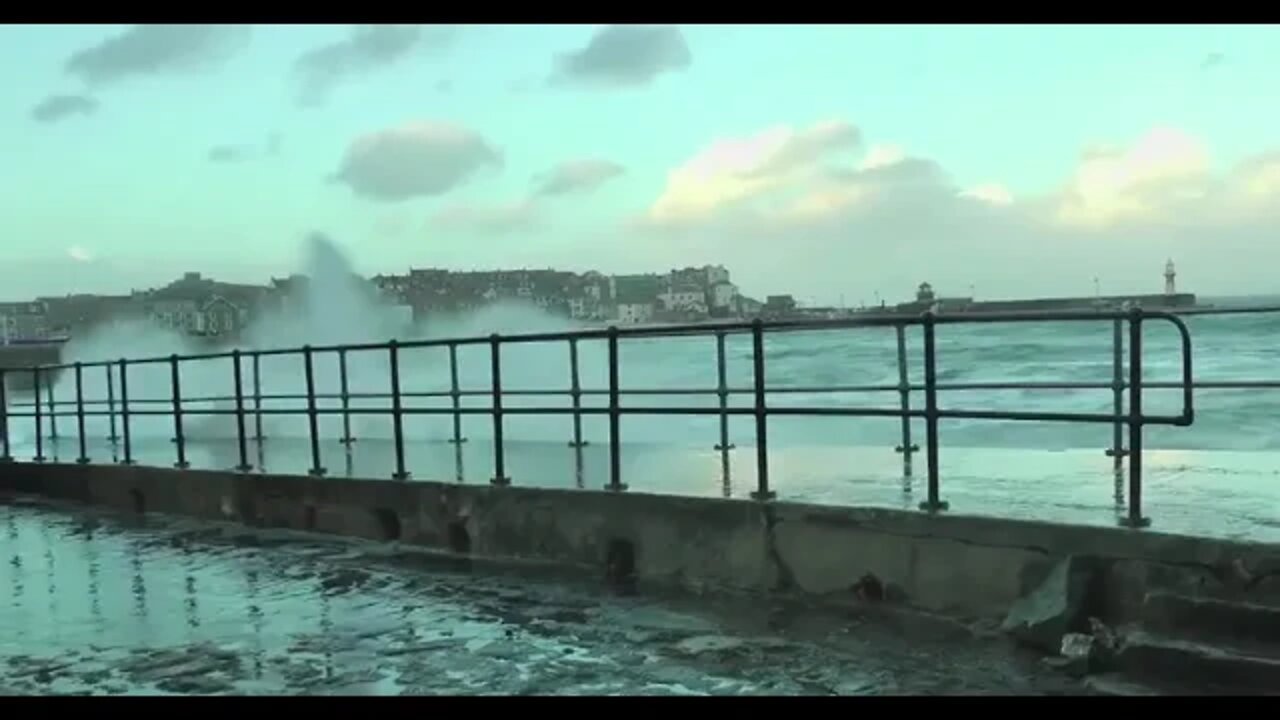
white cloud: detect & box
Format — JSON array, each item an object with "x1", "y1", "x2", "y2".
[
  {"x1": 67, "y1": 245, "x2": 93, "y2": 262},
  {"x1": 960, "y1": 183, "x2": 1014, "y2": 206},
  {"x1": 645, "y1": 119, "x2": 860, "y2": 225},
  {"x1": 1054, "y1": 127, "x2": 1210, "y2": 228},
  {"x1": 859, "y1": 143, "x2": 906, "y2": 171},
  {"x1": 628, "y1": 120, "x2": 1280, "y2": 301}
]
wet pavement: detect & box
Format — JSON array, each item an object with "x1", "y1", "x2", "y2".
[{"x1": 0, "y1": 498, "x2": 1084, "y2": 696}]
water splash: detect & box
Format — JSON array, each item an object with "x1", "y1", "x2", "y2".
[{"x1": 51, "y1": 233, "x2": 606, "y2": 445}]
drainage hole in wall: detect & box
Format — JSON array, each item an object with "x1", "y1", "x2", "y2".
[
  {"x1": 129, "y1": 489, "x2": 146, "y2": 515},
  {"x1": 447, "y1": 521, "x2": 472, "y2": 555},
  {"x1": 373, "y1": 508, "x2": 401, "y2": 542},
  {"x1": 605, "y1": 538, "x2": 636, "y2": 590}
]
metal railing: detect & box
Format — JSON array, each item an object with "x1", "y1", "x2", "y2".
[{"x1": 0, "y1": 308, "x2": 1194, "y2": 528}]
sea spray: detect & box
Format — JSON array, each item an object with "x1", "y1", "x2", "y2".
[{"x1": 49, "y1": 233, "x2": 661, "y2": 448}]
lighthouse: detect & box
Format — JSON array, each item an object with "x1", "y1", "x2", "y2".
[{"x1": 1164, "y1": 259, "x2": 1177, "y2": 296}]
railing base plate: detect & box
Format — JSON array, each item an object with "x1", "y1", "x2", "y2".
[
  {"x1": 174, "y1": 462, "x2": 190, "y2": 470},
  {"x1": 235, "y1": 464, "x2": 254, "y2": 473},
  {"x1": 392, "y1": 472, "x2": 411, "y2": 481},
  {"x1": 604, "y1": 483, "x2": 629, "y2": 492},
  {"x1": 491, "y1": 476, "x2": 511, "y2": 487},
  {"x1": 308, "y1": 468, "x2": 327, "y2": 478},
  {"x1": 1118, "y1": 515, "x2": 1151, "y2": 529},
  {"x1": 75, "y1": 458, "x2": 90, "y2": 465},
  {"x1": 919, "y1": 500, "x2": 950, "y2": 513},
  {"x1": 751, "y1": 490, "x2": 776, "y2": 501}
]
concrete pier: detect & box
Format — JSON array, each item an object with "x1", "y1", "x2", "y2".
[{"x1": 5, "y1": 463, "x2": 1277, "y2": 623}]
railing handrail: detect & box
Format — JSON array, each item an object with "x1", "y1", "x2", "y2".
[
  {"x1": 0, "y1": 308, "x2": 1196, "y2": 529},
  {"x1": 5, "y1": 307, "x2": 1189, "y2": 374}
]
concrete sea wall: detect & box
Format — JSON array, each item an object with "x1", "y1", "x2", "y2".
[{"x1": 2, "y1": 463, "x2": 1278, "y2": 622}]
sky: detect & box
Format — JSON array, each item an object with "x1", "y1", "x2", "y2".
[{"x1": 2, "y1": 23, "x2": 1279, "y2": 305}]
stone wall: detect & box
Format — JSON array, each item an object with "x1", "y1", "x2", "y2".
[{"x1": 3, "y1": 463, "x2": 1277, "y2": 621}]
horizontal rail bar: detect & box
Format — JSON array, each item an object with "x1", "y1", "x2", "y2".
[
  {"x1": 9, "y1": 308, "x2": 1199, "y2": 374},
  {"x1": 2, "y1": 404, "x2": 1190, "y2": 426},
  {"x1": 24, "y1": 376, "x2": 1277, "y2": 410}
]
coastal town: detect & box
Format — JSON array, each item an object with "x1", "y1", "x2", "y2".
[{"x1": 0, "y1": 265, "x2": 805, "y2": 343}]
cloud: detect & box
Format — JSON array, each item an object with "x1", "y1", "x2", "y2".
[
  {"x1": 293, "y1": 24, "x2": 456, "y2": 106},
  {"x1": 67, "y1": 246, "x2": 94, "y2": 263},
  {"x1": 332, "y1": 121, "x2": 501, "y2": 202},
  {"x1": 533, "y1": 159, "x2": 625, "y2": 197},
  {"x1": 207, "y1": 133, "x2": 283, "y2": 163},
  {"x1": 960, "y1": 183, "x2": 1015, "y2": 206},
  {"x1": 1054, "y1": 127, "x2": 1210, "y2": 228},
  {"x1": 64, "y1": 25, "x2": 249, "y2": 86},
  {"x1": 30, "y1": 94, "x2": 98, "y2": 123},
  {"x1": 552, "y1": 25, "x2": 691, "y2": 88},
  {"x1": 644, "y1": 119, "x2": 861, "y2": 226},
  {"x1": 1201, "y1": 51, "x2": 1226, "y2": 70},
  {"x1": 626, "y1": 121, "x2": 1280, "y2": 301},
  {"x1": 429, "y1": 200, "x2": 539, "y2": 236}
]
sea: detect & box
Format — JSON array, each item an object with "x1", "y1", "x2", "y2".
[{"x1": 3, "y1": 296, "x2": 1279, "y2": 544}]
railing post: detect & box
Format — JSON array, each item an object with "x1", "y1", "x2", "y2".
[
  {"x1": 448, "y1": 342, "x2": 467, "y2": 445},
  {"x1": 605, "y1": 326, "x2": 626, "y2": 491},
  {"x1": 170, "y1": 354, "x2": 189, "y2": 469},
  {"x1": 713, "y1": 331, "x2": 735, "y2": 453},
  {"x1": 566, "y1": 338, "x2": 587, "y2": 448},
  {"x1": 74, "y1": 362, "x2": 89, "y2": 464},
  {"x1": 32, "y1": 368, "x2": 44, "y2": 463},
  {"x1": 303, "y1": 346, "x2": 326, "y2": 477},
  {"x1": 918, "y1": 312, "x2": 948, "y2": 513},
  {"x1": 252, "y1": 352, "x2": 264, "y2": 444},
  {"x1": 489, "y1": 334, "x2": 510, "y2": 486},
  {"x1": 1105, "y1": 317, "x2": 1128, "y2": 470},
  {"x1": 750, "y1": 319, "x2": 774, "y2": 501},
  {"x1": 0, "y1": 369, "x2": 11, "y2": 463},
  {"x1": 1122, "y1": 308, "x2": 1151, "y2": 528},
  {"x1": 105, "y1": 364, "x2": 118, "y2": 445},
  {"x1": 893, "y1": 324, "x2": 918, "y2": 477},
  {"x1": 232, "y1": 350, "x2": 252, "y2": 472},
  {"x1": 118, "y1": 359, "x2": 134, "y2": 465},
  {"x1": 46, "y1": 375, "x2": 58, "y2": 441},
  {"x1": 388, "y1": 341, "x2": 409, "y2": 481},
  {"x1": 338, "y1": 348, "x2": 354, "y2": 446}
]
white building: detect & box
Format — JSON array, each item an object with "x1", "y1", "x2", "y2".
[
  {"x1": 615, "y1": 302, "x2": 655, "y2": 324},
  {"x1": 705, "y1": 265, "x2": 731, "y2": 287},
  {"x1": 658, "y1": 286, "x2": 708, "y2": 315},
  {"x1": 708, "y1": 281, "x2": 738, "y2": 311}
]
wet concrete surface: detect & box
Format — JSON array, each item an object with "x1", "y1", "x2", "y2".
[{"x1": 0, "y1": 498, "x2": 1086, "y2": 696}]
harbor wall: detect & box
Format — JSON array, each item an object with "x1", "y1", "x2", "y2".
[{"x1": 2, "y1": 463, "x2": 1277, "y2": 621}]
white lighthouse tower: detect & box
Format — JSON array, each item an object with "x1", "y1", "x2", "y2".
[{"x1": 1164, "y1": 259, "x2": 1177, "y2": 296}]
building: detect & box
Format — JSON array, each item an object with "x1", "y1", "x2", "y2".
[
  {"x1": 658, "y1": 284, "x2": 708, "y2": 316},
  {"x1": 0, "y1": 301, "x2": 49, "y2": 342},
  {"x1": 143, "y1": 272, "x2": 268, "y2": 337},
  {"x1": 615, "y1": 302, "x2": 655, "y2": 324},
  {"x1": 763, "y1": 295, "x2": 798, "y2": 317}
]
